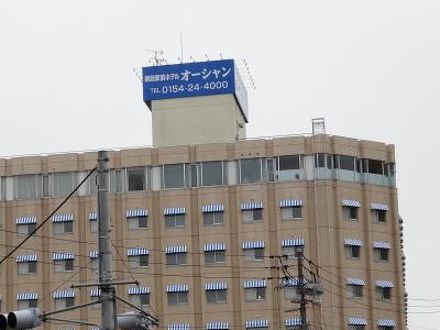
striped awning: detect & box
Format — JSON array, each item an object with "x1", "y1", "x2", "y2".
[
  {"x1": 245, "y1": 320, "x2": 269, "y2": 328},
  {"x1": 16, "y1": 254, "x2": 38, "y2": 262},
  {"x1": 53, "y1": 290, "x2": 75, "y2": 299},
  {"x1": 15, "y1": 216, "x2": 37, "y2": 225},
  {"x1": 128, "y1": 286, "x2": 150, "y2": 295},
  {"x1": 204, "y1": 243, "x2": 226, "y2": 252},
  {"x1": 165, "y1": 245, "x2": 187, "y2": 254},
  {"x1": 279, "y1": 199, "x2": 303, "y2": 208},
  {"x1": 204, "y1": 282, "x2": 227, "y2": 290},
  {"x1": 282, "y1": 277, "x2": 300, "y2": 287},
  {"x1": 52, "y1": 213, "x2": 74, "y2": 222},
  {"x1": 282, "y1": 238, "x2": 304, "y2": 247},
  {"x1": 127, "y1": 248, "x2": 149, "y2": 256},
  {"x1": 344, "y1": 238, "x2": 363, "y2": 246},
  {"x1": 285, "y1": 318, "x2": 302, "y2": 326},
  {"x1": 241, "y1": 201, "x2": 263, "y2": 210},
  {"x1": 375, "y1": 280, "x2": 394, "y2": 288},
  {"x1": 88, "y1": 212, "x2": 97, "y2": 221},
  {"x1": 371, "y1": 202, "x2": 389, "y2": 211},
  {"x1": 342, "y1": 199, "x2": 361, "y2": 208},
  {"x1": 242, "y1": 241, "x2": 265, "y2": 249},
  {"x1": 346, "y1": 278, "x2": 365, "y2": 286},
  {"x1": 243, "y1": 279, "x2": 266, "y2": 288},
  {"x1": 206, "y1": 321, "x2": 229, "y2": 330},
  {"x1": 378, "y1": 319, "x2": 396, "y2": 327},
  {"x1": 348, "y1": 318, "x2": 367, "y2": 326},
  {"x1": 164, "y1": 207, "x2": 186, "y2": 215},
  {"x1": 167, "y1": 324, "x2": 190, "y2": 330},
  {"x1": 202, "y1": 204, "x2": 225, "y2": 213},
  {"x1": 90, "y1": 289, "x2": 101, "y2": 297},
  {"x1": 126, "y1": 208, "x2": 148, "y2": 218},
  {"x1": 89, "y1": 250, "x2": 98, "y2": 259},
  {"x1": 166, "y1": 284, "x2": 189, "y2": 292},
  {"x1": 52, "y1": 252, "x2": 75, "y2": 260},
  {"x1": 373, "y1": 241, "x2": 391, "y2": 249},
  {"x1": 16, "y1": 292, "x2": 38, "y2": 300}
]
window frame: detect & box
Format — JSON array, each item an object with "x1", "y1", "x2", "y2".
[
  {"x1": 17, "y1": 261, "x2": 37, "y2": 275},
  {"x1": 165, "y1": 214, "x2": 185, "y2": 228},
  {"x1": 166, "y1": 252, "x2": 187, "y2": 266},
  {"x1": 243, "y1": 248, "x2": 265, "y2": 262},
  {"x1": 167, "y1": 291, "x2": 188, "y2": 305},
  {"x1": 203, "y1": 211, "x2": 224, "y2": 226},
  {"x1": 204, "y1": 250, "x2": 226, "y2": 265},
  {"x1": 245, "y1": 287, "x2": 266, "y2": 301},
  {"x1": 206, "y1": 289, "x2": 227, "y2": 304}
]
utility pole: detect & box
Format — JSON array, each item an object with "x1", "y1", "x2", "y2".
[
  {"x1": 297, "y1": 251, "x2": 308, "y2": 330},
  {"x1": 98, "y1": 150, "x2": 117, "y2": 330}
]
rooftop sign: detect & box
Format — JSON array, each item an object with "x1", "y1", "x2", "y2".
[{"x1": 142, "y1": 59, "x2": 248, "y2": 121}]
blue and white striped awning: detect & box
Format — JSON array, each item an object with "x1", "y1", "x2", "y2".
[
  {"x1": 128, "y1": 286, "x2": 150, "y2": 295},
  {"x1": 52, "y1": 213, "x2": 74, "y2": 222},
  {"x1": 378, "y1": 319, "x2": 396, "y2": 327},
  {"x1": 52, "y1": 252, "x2": 75, "y2": 260},
  {"x1": 204, "y1": 243, "x2": 226, "y2": 252},
  {"x1": 126, "y1": 208, "x2": 148, "y2": 218},
  {"x1": 243, "y1": 279, "x2": 266, "y2": 288},
  {"x1": 165, "y1": 245, "x2": 187, "y2": 254},
  {"x1": 245, "y1": 320, "x2": 269, "y2": 328},
  {"x1": 348, "y1": 317, "x2": 367, "y2": 326},
  {"x1": 53, "y1": 290, "x2": 75, "y2": 299},
  {"x1": 282, "y1": 277, "x2": 300, "y2": 287},
  {"x1": 279, "y1": 199, "x2": 303, "y2": 208},
  {"x1": 89, "y1": 250, "x2": 98, "y2": 259},
  {"x1": 346, "y1": 278, "x2": 365, "y2": 286},
  {"x1": 242, "y1": 241, "x2": 265, "y2": 249},
  {"x1": 88, "y1": 212, "x2": 97, "y2": 221},
  {"x1": 15, "y1": 216, "x2": 37, "y2": 225},
  {"x1": 202, "y1": 204, "x2": 225, "y2": 213},
  {"x1": 166, "y1": 284, "x2": 189, "y2": 292},
  {"x1": 241, "y1": 201, "x2": 263, "y2": 210},
  {"x1": 344, "y1": 238, "x2": 363, "y2": 246},
  {"x1": 167, "y1": 324, "x2": 190, "y2": 330},
  {"x1": 164, "y1": 207, "x2": 186, "y2": 215},
  {"x1": 16, "y1": 292, "x2": 38, "y2": 300},
  {"x1": 16, "y1": 254, "x2": 38, "y2": 262},
  {"x1": 282, "y1": 238, "x2": 304, "y2": 247},
  {"x1": 127, "y1": 248, "x2": 149, "y2": 256},
  {"x1": 342, "y1": 199, "x2": 361, "y2": 208},
  {"x1": 90, "y1": 289, "x2": 101, "y2": 297},
  {"x1": 373, "y1": 241, "x2": 391, "y2": 249},
  {"x1": 284, "y1": 318, "x2": 302, "y2": 326},
  {"x1": 206, "y1": 321, "x2": 229, "y2": 330},
  {"x1": 371, "y1": 202, "x2": 389, "y2": 211},
  {"x1": 375, "y1": 280, "x2": 394, "y2": 288},
  {"x1": 204, "y1": 282, "x2": 227, "y2": 290}
]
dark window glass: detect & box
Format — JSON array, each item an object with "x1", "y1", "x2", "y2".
[
  {"x1": 166, "y1": 253, "x2": 187, "y2": 265},
  {"x1": 139, "y1": 255, "x2": 149, "y2": 266},
  {"x1": 64, "y1": 221, "x2": 73, "y2": 233},
  {"x1": 240, "y1": 159, "x2": 261, "y2": 183},
  {"x1": 65, "y1": 297, "x2": 75, "y2": 308},
  {"x1": 165, "y1": 214, "x2": 185, "y2": 228},
  {"x1": 254, "y1": 248, "x2": 265, "y2": 260},
  {"x1": 315, "y1": 153, "x2": 326, "y2": 168},
  {"x1": 202, "y1": 162, "x2": 223, "y2": 186},
  {"x1": 65, "y1": 259, "x2": 74, "y2": 271},
  {"x1": 368, "y1": 160, "x2": 383, "y2": 175},
  {"x1": 279, "y1": 155, "x2": 300, "y2": 170},
  {"x1": 203, "y1": 212, "x2": 224, "y2": 226},
  {"x1": 356, "y1": 159, "x2": 362, "y2": 173},
  {"x1": 138, "y1": 216, "x2": 148, "y2": 228},
  {"x1": 128, "y1": 168, "x2": 145, "y2": 191},
  {"x1": 29, "y1": 299, "x2": 38, "y2": 308},
  {"x1": 28, "y1": 262, "x2": 37, "y2": 273},
  {"x1": 383, "y1": 287, "x2": 392, "y2": 299},
  {"x1": 351, "y1": 285, "x2": 363, "y2": 298},
  {"x1": 352, "y1": 246, "x2": 360, "y2": 258},
  {"x1": 190, "y1": 164, "x2": 199, "y2": 187},
  {"x1": 163, "y1": 164, "x2": 185, "y2": 188},
  {"x1": 266, "y1": 159, "x2": 274, "y2": 181},
  {"x1": 340, "y1": 156, "x2": 355, "y2": 170}
]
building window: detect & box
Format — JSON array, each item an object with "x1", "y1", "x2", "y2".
[
  {"x1": 282, "y1": 245, "x2": 304, "y2": 260},
  {"x1": 377, "y1": 320, "x2": 396, "y2": 330},
  {"x1": 349, "y1": 285, "x2": 363, "y2": 298},
  {"x1": 239, "y1": 158, "x2": 264, "y2": 184},
  {"x1": 127, "y1": 248, "x2": 149, "y2": 267},
  {"x1": 241, "y1": 202, "x2": 263, "y2": 222},
  {"x1": 371, "y1": 203, "x2": 389, "y2": 223},
  {"x1": 16, "y1": 216, "x2": 37, "y2": 235},
  {"x1": 14, "y1": 175, "x2": 38, "y2": 200},
  {"x1": 244, "y1": 280, "x2": 266, "y2": 301},
  {"x1": 376, "y1": 287, "x2": 392, "y2": 301},
  {"x1": 342, "y1": 199, "x2": 361, "y2": 220},
  {"x1": 17, "y1": 261, "x2": 37, "y2": 275},
  {"x1": 205, "y1": 250, "x2": 226, "y2": 264},
  {"x1": 276, "y1": 155, "x2": 302, "y2": 180},
  {"x1": 88, "y1": 212, "x2": 98, "y2": 233},
  {"x1": 349, "y1": 326, "x2": 365, "y2": 330},
  {"x1": 52, "y1": 213, "x2": 74, "y2": 234},
  {"x1": 201, "y1": 161, "x2": 226, "y2": 186},
  {"x1": 126, "y1": 209, "x2": 149, "y2": 230},
  {"x1": 346, "y1": 245, "x2": 361, "y2": 259},
  {"x1": 163, "y1": 164, "x2": 186, "y2": 189},
  {"x1": 54, "y1": 295, "x2": 75, "y2": 309},
  {"x1": 53, "y1": 253, "x2": 75, "y2": 272},
  {"x1": 111, "y1": 169, "x2": 124, "y2": 193},
  {"x1": 167, "y1": 285, "x2": 189, "y2": 305},
  {"x1": 280, "y1": 199, "x2": 303, "y2": 220},
  {"x1": 243, "y1": 241, "x2": 265, "y2": 262},
  {"x1": 202, "y1": 204, "x2": 224, "y2": 226},
  {"x1": 283, "y1": 278, "x2": 300, "y2": 300},
  {"x1": 165, "y1": 246, "x2": 188, "y2": 266},
  {"x1": 205, "y1": 282, "x2": 227, "y2": 304},
  {"x1": 128, "y1": 287, "x2": 150, "y2": 306},
  {"x1": 374, "y1": 248, "x2": 389, "y2": 262},
  {"x1": 18, "y1": 299, "x2": 38, "y2": 310},
  {"x1": 127, "y1": 167, "x2": 146, "y2": 191},
  {"x1": 53, "y1": 172, "x2": 75, "y2": 197},
  {"x1": 164, "y1": 208, "x2": 186, "y2": 228}
]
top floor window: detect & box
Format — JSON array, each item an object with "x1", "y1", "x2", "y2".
[
  {"x1": 276, "y1": 155, "x2": 302, "y2": 180},
  {"x1": 200, "y1": 161, "x2": 227, "y2": 186},
  {"x1": 127, "y1": 167, "x2": 146, "y2": 191},
  {"x1": 239, "y1": 159, "x2": 264, "y2": 184},
  {"x1": 14, "y1": 175, "x2": 38, "y2": 200},
  {"x1": 162, "y1": 164, "x2": 187, "y2": 189},
  {"x1": 53, "y1": 172, "x2": 76, "y2": 197}
]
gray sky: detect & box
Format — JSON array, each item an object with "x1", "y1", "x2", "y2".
[{"x1": 1, "y1": 1, "x2": 439, "y2": 328}]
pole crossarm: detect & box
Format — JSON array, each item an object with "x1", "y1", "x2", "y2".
[{"x1": 71, "y1": 280, "x2": 140, "y2": 289}]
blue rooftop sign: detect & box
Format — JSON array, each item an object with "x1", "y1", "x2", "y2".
[{"x1": 142, "y1": 59, "x2": 248, "y2": 121}]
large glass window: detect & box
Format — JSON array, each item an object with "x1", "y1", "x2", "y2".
[
  {"x1": 168, "y1": 291, "x2": 188, "y2": 305},
  {"x1": 368, "y1": 160, "x2": 383, "y2": 175},
  {"x1": 204, "y1": 251, "x2": 226, "y2": 264},
  {"x1": 339, "y1": 156, "x2": 355, "y2": 171},
  {"x1": 201, "y1": 161, "x2": 225, "y2": 186},
  {"x1": 163, "y1": 164, "x2": 185, "y2": 188},
  {"x1": 165, "y1": 214, "x2": 185, "y2": 228},
  {"x1": 15, "y1": 175, "x2": 38, "y2": 200},
  {"x1": 53, "y1": 172, "x2": 75, "y2": 197},
  {"x1": 206, "y1": 289, "x2": 227, "y2": 303},
  {"x1": 245, "y1": 287, "x2": 266, "y2": 301},
  {"x1": 240, "y1": 159, "x2": 263, "y2": 184},
  {"x1": 127, "y1": 167, "x2": 145, "y2": 191},
  {"x1": 203, "y1": 212, "x2": 224, "y2": 226},
  {"x1": 166, "y1": 253, "x2": 187, "y2": 266},
  {"x1": 276, "y1": 155, "x2": 302, "y2": 180}
]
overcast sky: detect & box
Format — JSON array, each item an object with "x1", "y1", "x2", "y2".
[{"x1": 1, "y1": 1, "x2": 439, "y2": 328}]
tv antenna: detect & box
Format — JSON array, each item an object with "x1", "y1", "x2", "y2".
[{"x1": 146, "y1": 49, "x2": 167, "y2": 66}]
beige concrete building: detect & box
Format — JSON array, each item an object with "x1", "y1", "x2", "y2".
[{"x1": 0, "y1": 134, "x2": 406, "y2": 330}]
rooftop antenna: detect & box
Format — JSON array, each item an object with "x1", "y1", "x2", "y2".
[
  {"x1": 205, "y1": 54, "x2": 209, "y2": 61},
  {"x1": 179, "y1": 33, "x2": 184, "y2": 63},
  {"x1": 146, "y1": 49, "x2": 167, "y2": 66},
  {"x1": 312, "y1": 118, "x2": 326, "y2": 135},
  {"x1": 235, "y1": 58, "x2": 256, "y2": 90}
]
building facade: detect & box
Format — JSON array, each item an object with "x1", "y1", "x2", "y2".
[{"x1": 0, "y1": 134, "x2": 406, "y2": 330}]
